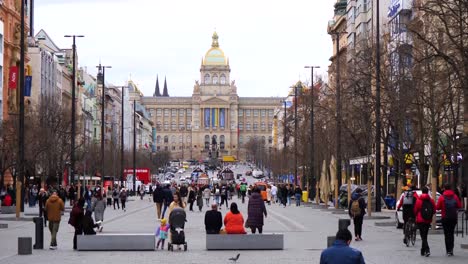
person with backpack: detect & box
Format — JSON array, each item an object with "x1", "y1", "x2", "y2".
[
  {"x1": 69, "y1": 198, "x2": 85, "y2": 250},
  {"x1": 397, "y1": 184, "x2": 418, "y2": 244},
  {"x1": 436, "y1": 183, "x2": 462, "y2": 256},
  {"x1": 240, "y1": 183, "x2": 247, "y2": 204},
  {"x1": 112, "y1": 187, "x2": 120, "y2": 210},
  {"x1": 348, "y1": 188, "x2": 366, "y2": 241},
  {"x1": 120, "y1": 188, "x2": 128, "y2": 212},
  {"x1": 413, "y1": 186, "x2": 436, "y2": 257}
]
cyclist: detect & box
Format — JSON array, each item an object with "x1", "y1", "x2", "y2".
[{"x1": 397, "y1": 184, "x2": 418, "y2": 244}]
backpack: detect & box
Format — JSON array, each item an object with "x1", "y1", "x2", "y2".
[
  {"x1": 403, "y1": 191, "x2": 414, "y2": 206},
  {"x1": 240, "y1": 184, "x2": 247, "y2": 192},
  {"x1": 351, "y1": 199, "x2": 361, "y2": 217},
  {"x1": 421, "y1": 199, "x2": 434, "y2": 221},
  {"x1": 444, "y1": 196, "x2": 458, "y2": 219}
]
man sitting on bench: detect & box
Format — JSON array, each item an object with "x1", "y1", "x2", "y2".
[{"x1": 205, "y1": 203, "x2": 223, "y2": 234}]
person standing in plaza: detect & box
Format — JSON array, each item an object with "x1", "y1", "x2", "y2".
[
  {"x1": 246, "y1": 188, "x2": 267, "y2": 234},
  {"x1": 294, "y1": 185, "x2": 302, "y2": 206},
  {"x1": 320, "y1": 229, "x2": 365, "y2": 264},
  {"x1": 266, "y1": 185, "x2": 272, "y2": 205},
  {"x1": 45, "y1": 191, "x2": 65, "y2": 250},
  {"x1": 153, "y1": 182, "x2": 164, "y2": 219},
  {"x1": 220, "y1": 185, "x2": 229, "y2": 210},
  {"x1": 105, "y1": 187, "x2": 112, "y2": 206},
  {"x1": 348, "y1": 188, "x2": 366, "y2": 241},
  {"x1": 38, "y1": 188, "x2": 49, "y2": 227},
  {"x1": 213, "y1": 184, "x2": 221, "y2": 207},
  {"x1": 188, "y1": 186, "x2": 196, "y2": 211},
  {"x1": 271, "y1": 184, "x2": 277, "y2": 204},
  {"x1": 120, "y1": 188, "x2": 128, "y2": 212},
  {"x1": 196, "y1": 187, "x2": 204, "y2": 212},
  {"x1": 68, "y1": 185, "x2": 76, "y2": 207},
  {"x1": 413, "y1": 186, "x2": 435, "y2": 257},
  {"x1": 69, "y1": 198, "x2": 85, "y2": 250},
  {"x1": 112, "y1": 187, "x2": 120, "y2": 210},
  {"x1": 92, "y1": 192, "x2": 106, "y2": 232},
  {"x1": 436, "y1": 183, "x2": 462, "y2": 256},
  {"x1": 203, "y1": 186, "x2": 211, "y2": 207}
]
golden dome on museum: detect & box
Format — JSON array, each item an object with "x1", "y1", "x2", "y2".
[{"x1": 203, "y1": 32, "x2": 227, "y2": 66}]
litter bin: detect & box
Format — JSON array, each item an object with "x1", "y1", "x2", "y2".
[
  {"x1": 302, "y1": 191, "x2": 308, "y2": 203},
  {"x1": 384, "y1": 196, "x2": 396, "y2": 210},
  {"x1": 32, "y1": 217, "x2": 43, "y2": 249}
]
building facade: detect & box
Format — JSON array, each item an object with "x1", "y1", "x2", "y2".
[{"x1": 137, "y1": 32, "x2": 281, "y2": 160}]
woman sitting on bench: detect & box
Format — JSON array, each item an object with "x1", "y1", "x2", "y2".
[{"x1": 223, "y1": 202, "x2": 246, "y2": 234}]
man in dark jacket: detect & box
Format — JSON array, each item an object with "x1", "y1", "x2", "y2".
[
  {"x1": 204, "y1": 203, "x2": 222, "y2": 234},
  {"x1": 179, "y1": 184, "x2": 188, "y2": 205},
  {"x1": 69, "y1": 198, "x2": 85, "y2": 250},
  {"x1": 436, "y1": 183, "x2": 462, "y2": 256},
  {"x1": 246, "y1": 188, "x2": 267, "y2": 234},
  {"x1": 153, "y1": 183, "x2": 164, "y2": 219},
  {"x1": 161, "y1": 184, "x2": 173, "y2": 218},
  {"x1": 348, "y1": 189, "x2": 366, "y2": 241},
  {"x1": 320, "y1": 229, "x2": 365, "y2": 264}
]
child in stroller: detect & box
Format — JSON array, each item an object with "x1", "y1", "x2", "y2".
[{"x1": 168, "y1": 207, "x2": 187, "y2": 251}]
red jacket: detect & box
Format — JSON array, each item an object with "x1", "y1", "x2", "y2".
[
  {"x1": 413, "y1": 193, "x2": 436, "y2": 224},
  {"x1": 436, "y1": 190, "x2": 462, "y2": 219},
  {"x1": 224, "y1": 211, "x2": 246, "y2": 234},
  {"x1": 3, "y1": 194, "x2": 12, "y2": 206}
]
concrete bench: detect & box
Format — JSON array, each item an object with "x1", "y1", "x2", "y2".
[
  {"x1": 0, "y1": 206, "x2": 16, "y2": 214},
  {"x1": 77, "y1": 233, "x2": 155, "y2": 251},
  {"x1": 206, "y1": 234, "x2": 284, "y2": 250}
]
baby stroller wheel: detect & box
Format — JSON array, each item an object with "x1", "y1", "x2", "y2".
[
  {"x1": 167, "y1": 243, "x2": 171, "y2": 251},
  {"x1": 184, "y1": 243, "x2": 187, "y2": 251}
]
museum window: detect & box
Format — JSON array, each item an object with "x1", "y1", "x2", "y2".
[
  {"x1": 253, "y1": 122, "x2": 258, "y2": 131},
  {"x1": 187, "y1": 136, "x2": 191, "y2": 143},
  {"x1": 164, "y1": 146, "x2": 168, "y2": 151},
  {"x1": 268, "y1": 109, "x2": 274, "y2": 117},
  {"x1": 268, "y1": 122, "x2": 273, "y2": 131},
  {"x1": 171, "y1": 121, "x2": 176, "y2": 130},
  {"x1": 164, "y1": 109, "x2": 169, "y2": 117},
  {"x1": 239, "y1": 136, "x2": 244, "y2": 145},
  {"x1": 164, "y1": 121, "x2": 169, "y2": 130},
  {"x1": 220, "y1": 74, "x2": 226, "y2": 84},
  {"x1": 238, "y1": 122, "x2": 243, "y2": 131},
  {"x1": 245, "y1": 110, "x2": 251, "y2": 117},
  {"x1": 156, "y1": 121, "x2": 162, "y2": 130},
  {"x1": 261, "y1": 122, "x2": 266, "y2": 130},
  {"x1": 171, "y1": 136, "x2": 176, "y2": 143},
  {"x1": 238, "y1": 109, "x2": 243, "y2": 117},
  {"x1": 261, "y1": 136, "x2": 266, "y2": 144},
  {"x1": 187, "y1": 109, "x2": 192, "y2": 116},
  {"x1": 179, "y1": 121, "x2": 185, "y2": 130},
  {"x1": 204, "y1": 135, "x2": 210, "y2": 150},
  {"x1": 164, "y1": 136, "x2": 169, "y2": 144},
  {"x1": 204, "y1": 74, "x2": 210, "y2": 84},
  {"x1": 156, "y1": 135, "x2": 161, "y2": 144},
  {"x1": 171, "y1": 109, "x2": 177, "y2": 117},
  {"x1": 157, "y1": 109, "x2": 162, "y2": 116},
  {"x1": 187, "y1": 122, "x2": 191, "y2": 130},
  {"x1": 246, "y1": 122, "x2": 251, "y2": 131},
  {"x1": 261, "y1": 109, "x2": 266, "y2": 117},
  {"x1": 172, "y1": 146, "x2": 176, "y2": 151},
  {"x1": 212, "y1": 74, "x2": 218, "y2": 84},
  {"x1": 253, "y1": 109, "x2": 259, "y2": 117},
  {"x1": 179, "y1": 135, "x2": 183, "y2": 143},
  {"x1": 268, "y1": 136, "x2": 273, "y2": 144},
  {"x1": 157, "y1": 146, "x2": 161, "y2": 151},
  {"x1": 179, "y1": 109, "x2": 185, "y2": 116},
  {"x1": 220, "y1": 135, "x2": 225, "y2": 150}
]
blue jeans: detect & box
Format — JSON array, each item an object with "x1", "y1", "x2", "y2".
[
  {"x1": 295, "y1": 194, "x2": 301, "y2": 206},
  {"x1": 287, "y1": 196, "x2": 291, "y2": 206},
  {"x1": 161, "y1": 203, "x2": 169, "y2": 218}
]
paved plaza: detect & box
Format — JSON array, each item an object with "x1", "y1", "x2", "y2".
[{"x1": 1, "y1": 194, "x2": 467, "y2": 264}]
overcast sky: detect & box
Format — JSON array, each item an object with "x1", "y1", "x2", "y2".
[{"x1": 35, "y1": 0, "x2": 336, "y2": 98}]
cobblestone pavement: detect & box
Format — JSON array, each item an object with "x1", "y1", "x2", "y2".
[{"x1": 1, "y1": 195, "x2": 467, "y2": 264}]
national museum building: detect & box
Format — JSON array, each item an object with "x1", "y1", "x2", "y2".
[{"x1": 137, "y1": 32, "x2": 282, "y2": 160}]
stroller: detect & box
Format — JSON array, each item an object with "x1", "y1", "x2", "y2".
[{"x1": 168, "y1": 207, "x2": 187, "y2": 251}]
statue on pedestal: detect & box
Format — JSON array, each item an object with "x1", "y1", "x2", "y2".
[{"x1": 230, "y1": 80, "x2": 237, "y2": 93}]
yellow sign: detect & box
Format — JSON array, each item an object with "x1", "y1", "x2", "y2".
[
  {"x1": 222, "y1": 156, "x2": 236, "y2": 162},
  {"x1": 404, "y1": 153, "x2": 414, "y2": 164}
]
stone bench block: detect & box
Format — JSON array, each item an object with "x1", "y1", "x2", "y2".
[
  {"x1": 206, "y1": 234, "x2": 284, "y2": 250},
  {"x1": 0, "y1": 223, "x2": 8, "y2": 228},
  {"x1": 77, "y1": 233, "x2": 155, "y2": 251},
  {"x1": 18, "y1": 237, "x2": 32, "y2": 255},
  {"x1": 1, "y1": 206, "x2": 16, "y2": 214}
]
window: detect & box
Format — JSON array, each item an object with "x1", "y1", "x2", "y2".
[
  {"x1": 204, "y1": 74, "x2": 210, "y2": 84},
  {"x1": 179, "y1": 109, "x2": 184, "y2": 116},
  {"x1": 164, "y1": 109, "x2": 169, "y2": 117},
  {"x1": 164, "y1": 146, "x2": 168, "y2": 151},
  {"x1": 220, "y1": 74, "x2": 226, "y2": 84},
  {"x1": 212, "y1": 74, "x2": 218, "y2": 84},
  {"x1": 164, "y1": 121, "x2": 169, "y2": 130},
  {"x1": 268, "y1": 136, "x2": 273, "y2": 144},
  {"x1": 157, "y1": 109, "x2": 162, "y2": 116},
  {"x1": 268, "y1": 109, "x2": 274, "y2": 117},
  {"x1": 187, "y1": 109, "x2": 192, "y2": 116},
  {"x1": 253, "y1": 110, "x2": 259, "y2": 117},
  {"x1": 171, "y1": 109, "x2": 177, "y2": 117},
  {"x1": 157, "y1": 146, "x2": 161, "y2": 151},
  {"x1": 187, "y1": 121, "x2": 191, "y2": 130},
  {"x1": 238, "y1": 110, "x2": 243, "y2": 117},
  {"x1": 220, "y1": 135, "x2": 225, "y2": 150},
  {"x1": 171, "y1": 136, "x2": 176, "y2": 143},
  {"x1": 179, "y1": 121, "x2": 185, "y2": 130},
  {"x1": 253, "y1": 122, "x2": 258, "y2": 131},
  {"x1": 245, "y1": 110, "x2": 251, "y2": 117},
  {"x1": 205, "y1": 135, "x2": 210, "y2": 150},
  {"x1": 239, "y1": 136, "x2": 243, "y2": 145},
  {"x1": 238, "y1": 122, "x2": 243, "y2": 131},
  {"x1": 179, "y1": 135, "x2": 183, "y2": 143},
  {"x1": 261, "y1": 122, "x2": 266, "y2": 130},
  {"x1": 164, "y1": 136, "x2": 169, "y2": 144},
  {"x1": 156, "y1": 121, "x2": 162, "y2": 130},
  {"x1": 268, "y1": 122, "x2": 273, "y2": 131},
  {"x1": 261, "y1": 136, "x2": 266, "y2": 143},
  {"x1": 172, "y1": 146, "x2": 176, "y2": 151},
  {"x1": 187, "y1": 136, "x2": 191, "y2": 143},
  {"x1": 156, "y1": 135, "x2": 161, "y2": 144},
  {"x1": 171, "y1": 121, "x2": 176, "y2": 130},
  {"x1": 261, "y1": 110, "x2": 266, "y2": 117},
  {"x1": 246, "y1": 122, "x2": 251, "y2": 131},
  {"x1": 150, "y1": 109, "x2": 155, "y2": 117}
]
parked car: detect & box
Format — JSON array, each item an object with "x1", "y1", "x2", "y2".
[
  {"x1": 395, "y1": 190, "x2": 442, "y2": 229},
  {"x1": 245, "y1": 170, "x2": 252, "y2": 176}
]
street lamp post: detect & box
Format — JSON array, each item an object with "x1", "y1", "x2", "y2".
[
  {"x1": 133, "y1": 100, "x2": 137, "y2": 195},
  {"x1": 375, "y1": 0, "x2": 382, "y2": 212},
  {"x1": 17, "y1": 0, "x2": 26, "y2": 217},
  {"x1": 294, "y1": 83, "x2": 300, "y2": 186},
  {"x1": 304, "y1": 65, "x2": 320, "y2": 194},
  {"x1": 96, "y1": 64, "x2": 112, "y2": 190},
  {"x1": 121, "y1": 86, "x2": 125, "y2": 187},
  {"x1": 282, "y1": 100, "x2": 287, "y2": 177},
  {"x1": 64, "y1": 35, "x2": 84, "y2": 186}
]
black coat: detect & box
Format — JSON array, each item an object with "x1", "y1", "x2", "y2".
[
  {"x1": 179, "y1": 186, "x2": 188, "y2": 197},
  {"x1": 82, "y1": 213, "x2": 98, "y2": 235},
  {"x1": 247, "y1": 192, "x2": 267, "y2": 227},
  {"x1": 153, "y1": 186, "x2": 164, "y2": 203},
  {"x1": 163, "y1": 187, "x2": 173, "y2": 206},
  {"x1": 205, "y1": 210, "x2": 222, "y2": 234}
]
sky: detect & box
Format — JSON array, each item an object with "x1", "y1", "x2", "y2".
[{"x1": 35, "y1": 0, "x2": 336, "y2": 98}]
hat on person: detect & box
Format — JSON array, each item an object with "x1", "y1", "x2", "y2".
[{"x1": 160, "y1": 218, "x2": 167, "y2": 225}]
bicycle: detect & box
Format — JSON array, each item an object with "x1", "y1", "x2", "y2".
[{"x1": 404, "y1": 217, "x2": 416, "y2": 247}]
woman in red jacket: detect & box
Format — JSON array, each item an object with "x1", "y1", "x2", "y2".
[
  {"x1": 223, "y1": 202, "x2": 246, "y2": 234},
  {"x1": 413, "y1": 186, "x2": 436, "y2": 257}
]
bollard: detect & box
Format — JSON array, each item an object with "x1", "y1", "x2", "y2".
[
  {"x1": 33, "y1": 217, "x2": 44, "y2": 249},
  {"x1": 338, "y1": 219, "x2": 351, "y2": 231},
  {"x1": 18, "y1": 237, "x2": 32, "y2": 255}
]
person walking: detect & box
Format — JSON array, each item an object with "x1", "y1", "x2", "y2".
[
  {"x1": 45, "y1": 191, "x2": 65, "y2": 250},
  {"x1": 203, "y1": 186, "x2": 211, "y2": 207},
  {"x1": 220, "y1": 185, "x2": 229, "y2": 210},
  {"x1": 179, "y1": 184, "x2": 188, "y2": 205},
  {"x1": 436, "y1": 183, "x2": 462, "y2": 256},
  {"x1": 153, "y1": 183, "x2": 164, "y2": 219},
  {"x1": 320, "y1": 229, "x2": 365, "y2": 264},
  {"x1": 120, "y1": 188, "x2": 128, "y2": 212},
  {"x1": 68, "y1": 185, "x2": 76, "y2": 207},
  {"x1": 294, "y1": 185, "x2": 302, "y2": 206},
  {"x1": 271, "y1": 184, "x2": 277, "y2": 204},
  {"x1": 246, "y1": 188, "x2": 267, "y2": 234},
  {"x1": 188, "y1": 186, "x2": 196, "y2": 211},
  {"x1": 266, "y1": 185, "x2": 272, "y2": 205},
  {"x1": 240, "y1": 182, "x2": 247, "y2": 204},
  {"x1": 348, "y1": 188, "x2": 366, "y2": 241},
  {"x1": 161, "y1": 184, "x2": 173, "y2": 218},
  {"x1": 112, "y1": 187, "x2": 120, "y2": 210},
  {"x1": 213, "y1": 185, "x2": 221, "y2": 207},
  {"x1": 106, "y1": 187, "x2": 112, "y2": 206},
  {"x1": 69, "y1": 198, "x2": 85, "y2": 250},
  {"x1": 196, "y1": 188, "x2": 204, "y2": 212},
  {"x1": 38, "y1": 188, "x2": 49, "y2": 227},
  {"x1": 413, "y1": 186, "x2": 436, "y2": 257},
  {"x1": 155, "y1": 218, "x2": 169, "y2": 250},
  {"x1": 92, "y1": 192, "x2": 106, "y2": 232}
]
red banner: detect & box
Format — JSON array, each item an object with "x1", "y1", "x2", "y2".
[{"x1": 9, "y1": 66, "x2": 18, "y2": 89}]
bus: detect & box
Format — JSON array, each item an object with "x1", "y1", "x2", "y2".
[{"x1": 182, "y1": 161, "x2": 190, "y2": 169}]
